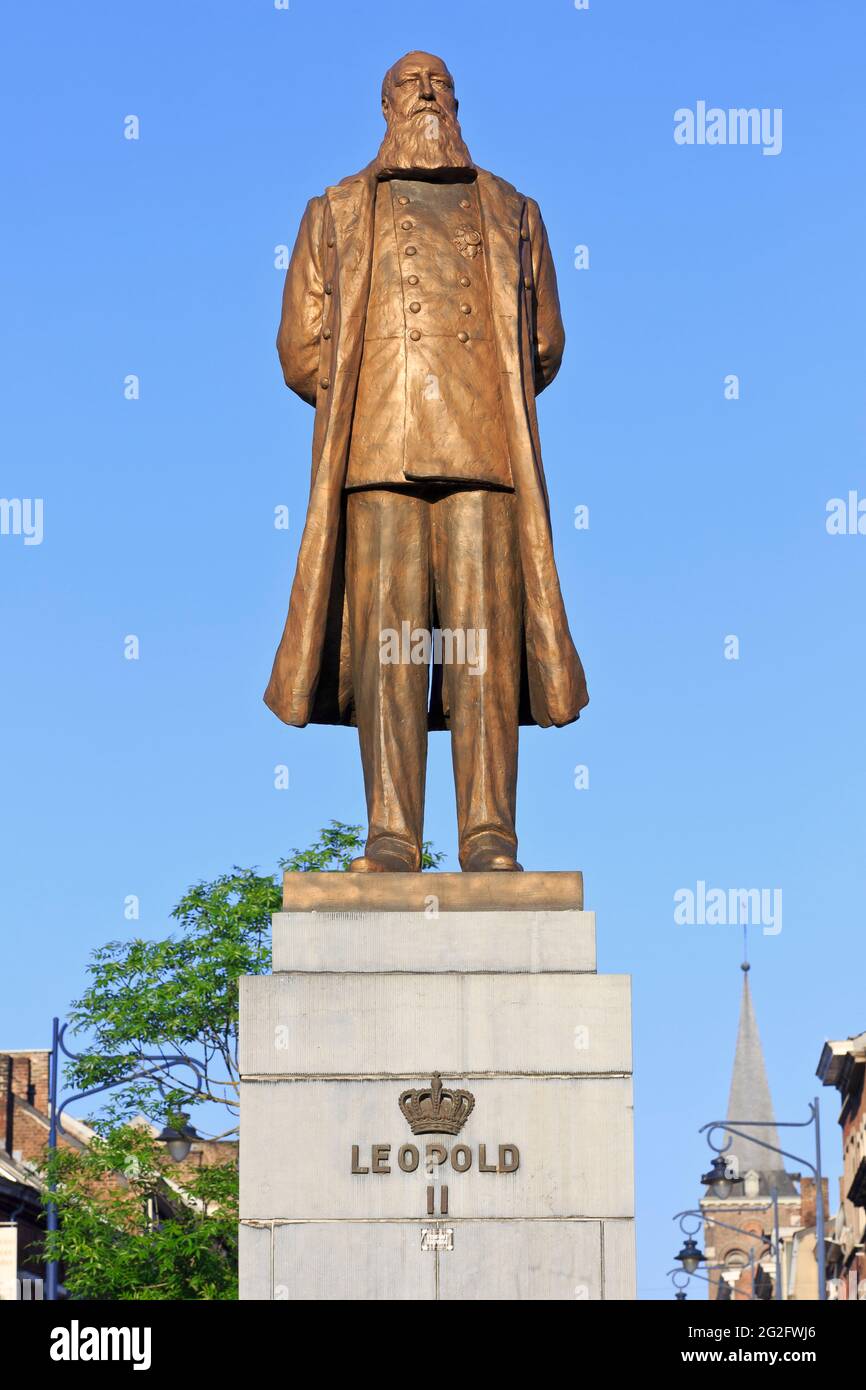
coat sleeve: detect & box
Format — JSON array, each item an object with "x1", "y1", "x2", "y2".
[
  {"x1": 526, "y1": 198, "x2": 565, "y2": 396},
  {"x1": 276, "y1": 195, "x2": 326, "y2": 407}
]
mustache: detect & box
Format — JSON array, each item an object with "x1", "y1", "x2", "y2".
[
  {"x1": 378, "y1": 103, "x2": 473, "y2": 170},
  {"x1": 391, "y1": 104, "x2": 458, "y2": 126}
]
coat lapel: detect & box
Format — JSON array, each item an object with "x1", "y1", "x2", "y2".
[
  {"x1": 477, "y1": 169, "x2": 587, "y2": 727},
  {"x1": 265, "y1": 167, "x2": 378, "y2": 726},
  {"x1": 326, "y1": 164, "x2": 378, "y2": 331},
  {"x1": 476, "y1": 168, "x2": 524, "y2": 375}
]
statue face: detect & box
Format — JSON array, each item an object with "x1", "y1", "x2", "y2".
[
  {"x1": 382, "y1": 53, "x2": 457, "y2": 124},
  {"x1": 378, "y1": 51, "x2": 472, "y2": 173}
]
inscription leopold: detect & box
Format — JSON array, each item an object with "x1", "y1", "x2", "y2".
[
  {"x1": 351, "y1": 1142, "x2": 520, "y2": 1175},
  {"x1": 350, "y1": 1074, "x2": 520, "y2": 1179}
]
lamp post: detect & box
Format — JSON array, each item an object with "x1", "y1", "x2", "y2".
[
  {"x1": 668, "y1": 1262, "x2": 753, "y2": 1300},
  {"x1": 674, "y1": 1234, "x2": 704, "y2": 1275},
  {"x1": 699, "y1": 1100, "x2": 826, "y2": 1301},
  {"x1": 45, "y1": 1016, "x2": 205, "y2": 1301},
  {"x1": 154, "y1": 1114, "x2": 200, "y2": 1163},
  {"x1": 673, "y1": 1209, "x2": 773, "y2": 1301},
  {"x1": 702, "y1": 1157, "x2": 784, "y2": 1301}
]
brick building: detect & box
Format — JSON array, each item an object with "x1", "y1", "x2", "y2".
[
  {"x1": 0, "y1": 1047, "x2": 237, "y2": 1298},
  {"x1": 817, "y1": 1029, "x2": 866, "y2": 1301},
  {"x1": 0, "y1": 1050, "x2": 59, "y2": 1294}
]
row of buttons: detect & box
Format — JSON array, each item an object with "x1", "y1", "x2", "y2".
[
  {"x1": 405, "y1": 272, "x2": 471, "y2": 287},
  {"x1": 396, "y1": 194, "x2": 473, "y2": 210},
  {"x1": 406, "y1": 298, "x2": 471, "y2": 314},
  {"x1": 319, "y1": 194, "x2": 480, "y2": 383},
  {"x1": 323, "y1": 332, "x2": 472, "y2": 370},
  {"x1": 398, "y1": 189, "x2": 473, "y2": 346},
  {"x1": 407, "y1": 329, "x2": 471, "y2": 343},
  {"x1": 404, "y1": 226, "x2": 473, "y2": 339}
]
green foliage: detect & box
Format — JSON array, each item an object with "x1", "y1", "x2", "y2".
[
  {"x1": 42, "y1": 1127, "x2": 237, "y2": 1301},
  {"x1": 277, "y1": 819, "x2": 368, "y2": 873},
  {"x1": 46, "y1": 821, "x2": 445, "y2": 1299},
  {"x1": 277, "y1": 819, "x2": 445, "y2": 873},
  {"x1": 65, "y1": 822, "x2": 444, "y2": 1132},
  {"x1": 65, "y1": 863, "x2": 279, "y2": 1132}
]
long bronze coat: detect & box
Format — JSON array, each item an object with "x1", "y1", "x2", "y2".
[{"x1": 264, "y1": 162, "x2": 589, "y2": 730}]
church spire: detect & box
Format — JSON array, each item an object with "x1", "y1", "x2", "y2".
[{"x1": 723, "y1": 960, "x2": 783, "y2": 1181}]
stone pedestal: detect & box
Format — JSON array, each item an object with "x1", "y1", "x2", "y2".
[{"x1": 238, "y1": 871, "x2": 635, "y2": 1300}]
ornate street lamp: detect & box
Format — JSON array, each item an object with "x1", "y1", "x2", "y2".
[
  {"x1": 46, "y1": 1016, "x2": 206, "y2": 1301},
  {"x1": 699, "y1": 1101, "x2": 827, "y2": 1301},
  {"x1": 675, "y1": 1236, "x2": 704, "y2": 1275},
  {"x1": 672, "y1": 1209, "x2": 772, "y2": 1301},
  {"x1": 667, "y1": 1263, "x2": 749, "y2": 1300},
  {"x1": 701, "y1": 1155, "x2": 733, "y2": 1200},
  {"x1": 154, "y1": 1113, "x2": 201, "y2": 1163}
]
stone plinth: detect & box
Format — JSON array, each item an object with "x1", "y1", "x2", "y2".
[
  {"x1": 278, "y1": 868, "x2": 583, "y2": 913},
  {"x1": 239, "y1": 872, "x2": 635, "y2": 1301}
]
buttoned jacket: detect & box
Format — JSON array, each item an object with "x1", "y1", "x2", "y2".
[{"x1": 264, "y1": 161, "x2": 588, "y2": 730}]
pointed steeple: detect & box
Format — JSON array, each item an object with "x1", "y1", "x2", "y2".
[{"x1": 723, "y1": 962, "x2": 783, "y2": 1181}]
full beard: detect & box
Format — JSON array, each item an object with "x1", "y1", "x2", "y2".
[{"x1": 376, "y1": 110, "x2": 474, "y2": 177}]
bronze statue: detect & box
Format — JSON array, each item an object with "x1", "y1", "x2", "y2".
[{"x1": 265, "y1": 51, "x2": 588, "y2": 873}]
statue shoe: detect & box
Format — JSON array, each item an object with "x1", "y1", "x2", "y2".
[
  {"x1": 349, "y1": 840, "x2": 420, "y2": 873},
  {"x1": 459, "y1": 841, "x2": 523, "y2": 872}
]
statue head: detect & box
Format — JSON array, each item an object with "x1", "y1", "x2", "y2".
[{"x1": 377, "y1": 50, "x2": 473, "y2": 175}]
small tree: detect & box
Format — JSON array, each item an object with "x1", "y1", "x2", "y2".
[
  {"x1": 42, "y1": 1126, "x2": 238, "y2": 1300},
  {"x1": 44, "y1": 823, "x2": 443, "y2": 1297},
  {"x1": 64, "y1": 822, "x2": 444, "y2": 1136}
]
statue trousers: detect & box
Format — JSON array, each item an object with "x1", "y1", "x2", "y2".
[{"x1": 345, "y1": 484, "x2": 522, "y2": 869}]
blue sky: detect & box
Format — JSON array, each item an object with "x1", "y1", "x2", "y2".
[{"x1": 2, "y1": 0, "x2": 864, "y2": 1299}]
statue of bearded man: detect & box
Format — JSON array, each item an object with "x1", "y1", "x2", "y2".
[{"x1": 264, "y1": 51, "x2": 588, "y2": 873}]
